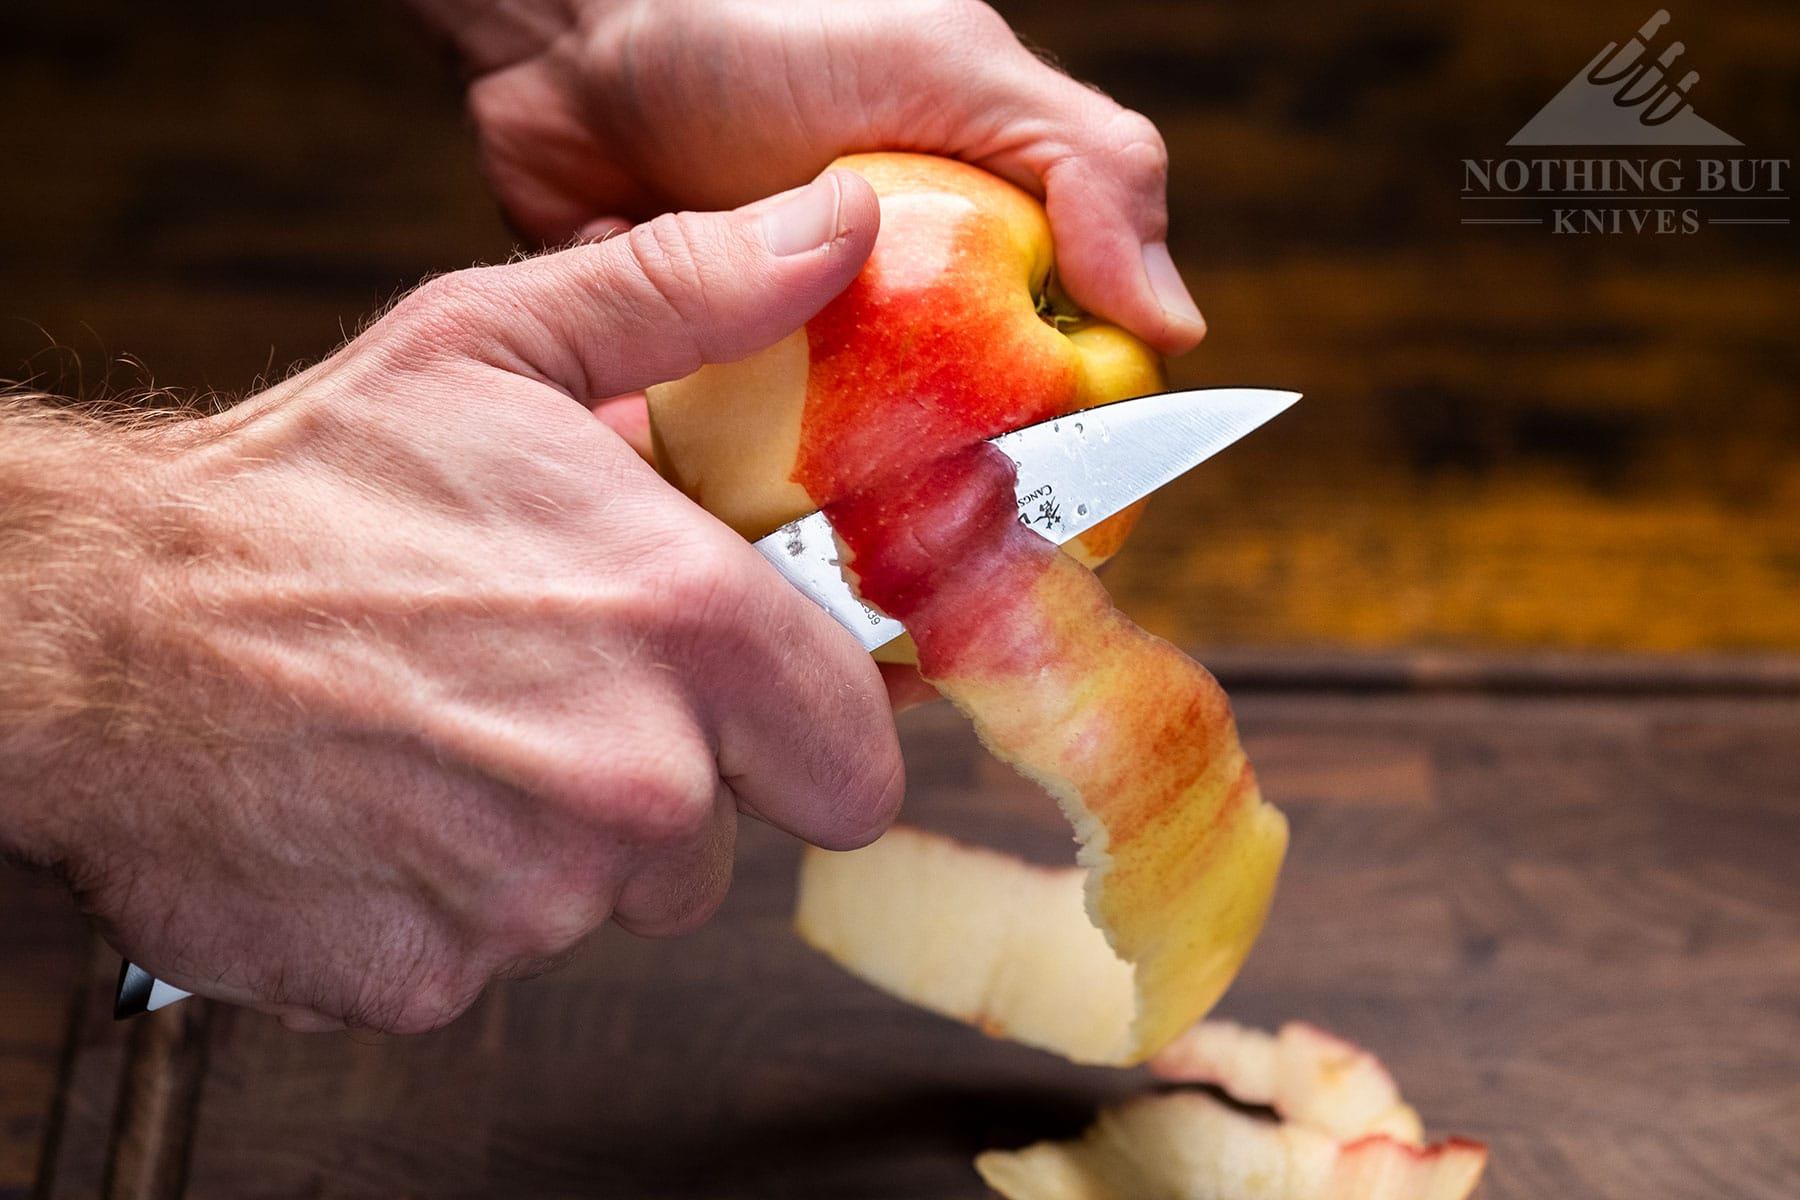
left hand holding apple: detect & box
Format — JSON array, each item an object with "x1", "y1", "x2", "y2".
[{"x1": 403, "y1": 0, "x2": 1206, "y2": 355}]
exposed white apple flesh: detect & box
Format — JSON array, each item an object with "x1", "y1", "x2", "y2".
[
  {"x1": 1150, "y1": 1020, "x2": 1425, "y2": 1143},
  {"x1": 977, "y1": 1020, "x2": 1487, "y2": 1200},
  {"x1": 796, "y1": 826, "x2": 1137, "y2": 1063},
  {"x1": 976, "y1": 1091, "x2": 1488, "y2": 1200}
]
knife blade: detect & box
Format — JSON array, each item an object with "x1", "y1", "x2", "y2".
[
  {"x1": 755, "y1": 386, "x2": 1300, "y2": 651},
  {"x1": 113, "y1": 384, "x2": 1298, "y2": 1018}
]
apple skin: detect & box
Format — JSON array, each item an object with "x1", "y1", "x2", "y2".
[
  {"x1": 1150, "y1": 1021, "x2": 1426, "y2": 1144},
  {"x1": 976, "y1": 1091, "x2": 1489, "y2": 1200},
  {"x1": 647, "y1": 151, "x2": 1162, "y2": 569},
  {"x1": 979, "y1": 1020, "x2": 1486, "y2": 1200}
]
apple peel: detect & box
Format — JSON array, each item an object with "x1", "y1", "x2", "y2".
[
  {"x1": 975, "y1": 1092, "x2": 1488, "y2": 1200},
  {"x1": 977, "y1": 1020, "x2": 1487, "y2": 1200},
  {"x1": 796, "y1": 827, "x2": 1137, "y2": 1062},
  {"x1": 1150, "y1": 1020, "x2": 1425, "y2": 1144},
  {"x1": 795, "y1": 441, "x2": 1287, "y2": 1064}
]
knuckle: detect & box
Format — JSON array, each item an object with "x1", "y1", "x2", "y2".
[
  {"x1": 620, "y1": 213, "x2": 722, "y2": 334},
  {"x1": 652, "y1": 531, "x2": 743, "y2": 613},
  {"x1": 381, "y1": 266, "x2": 515, "y2": 358},
  {"x1": 1104, "y1": 110, "x2": 1170, "y2": 182},
  {"x1": 610, "y1": 744, "x2": 720, "y2": 845},
  {"x1": 641, "y1": 531, "x2": 772, "y2": 658},
  {"x1": 491, "y1": 875, "x2": 608, "y2": 965},
  {"x1": 336, "y1": 931, "x2": 484, "y2": 1035},
  {"x1": 542, "y1": 724, "x2": 723, "y2": 849},
  {"x1": 391, "y1": 268, "x2": 487, "y2": 329},
  {"x1": 616, "y1": 837, "x2": 736, "y2": 939},
  {"x1": 385, "y1": 994, "x2": 470, "y2": 1036}
]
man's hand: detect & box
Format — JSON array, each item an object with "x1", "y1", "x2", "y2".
[
  {"x1": 409, "y1": 0, "x2": 1205, "y2": 356},
  {"x1": 1, "y1": 172, "x2": 904, "y2": 1034}
]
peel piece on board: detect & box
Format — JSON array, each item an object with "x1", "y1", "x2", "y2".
[{"x1": 977, "y1": 1020, "x2": 1487, "y2": 1200}]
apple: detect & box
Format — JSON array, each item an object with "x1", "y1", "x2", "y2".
[
  {"x1": 649, "y1": 153, "x2": 1287, "y2": 1066},
  {"x1": 647, "y1": 152, "x2": 1161, "y2": 592}
]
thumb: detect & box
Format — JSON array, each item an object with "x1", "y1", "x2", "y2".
[{"x1": 391, "y1": 170, "x2": 879, "y2": 400}]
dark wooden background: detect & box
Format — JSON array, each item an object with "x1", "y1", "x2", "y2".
[
  {"x1": 2, "y1": 0, "x2": 1795, "y2": 652},
  {"x1": 2, "y1": 1, "x2": 1797, "y2": 1197}
]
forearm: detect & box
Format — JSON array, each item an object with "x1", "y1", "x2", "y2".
[{"x1": 0, "y1": 397, "x2": 162, "y2": 865}]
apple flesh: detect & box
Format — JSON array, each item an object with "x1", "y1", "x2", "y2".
[
  {"x1": 1150, "y1": 1020, "x2": 1426, "y2": 1144},
  {"x1": 795, "y1": 826, "x2": 1137, "y2": 1063},
  {"x1": 977, "y1": 1019, "x2": 1487, "y2": 1200},
  {"x1": 648, "y1": 152, "x2": 1286, "y2": 1065},
  {"x1": 975, "y1": 1092, "x2": 1489, "y2": 1200}
]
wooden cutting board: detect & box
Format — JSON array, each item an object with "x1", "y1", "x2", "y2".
[{"x1": 21, "y1": 662, "x2": 1800, "y2": 1200}]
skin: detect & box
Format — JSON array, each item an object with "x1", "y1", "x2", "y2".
[
  {"x1": 0, "y1": 0, "x2": 1202, "y2": 1033},
  {"x1": 437, "y1": 0, "x2": 1207, "y2": 356},
  {"x1": 3, "y1": 177, "x2": 901, "y2": 1033}
]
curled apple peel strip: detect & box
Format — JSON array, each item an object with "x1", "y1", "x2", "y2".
[
  {"x1": 802, "y1": 444, "x2": 1288, "y2": 1064},
  {"x1": 1150, "y1": 1020, "x2": 1427, "y2": 1144},
  {"x1": 977, "y1": 1019, "x2": 1488, "y2": 1200},
  {"x1": 975, "y1": 1091, "x2": 1489, "y2": 1200}
]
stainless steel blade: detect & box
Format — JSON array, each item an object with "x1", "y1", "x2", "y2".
[{"x1": 753, "y1": 387, "x2": 1300, "y2": 651}]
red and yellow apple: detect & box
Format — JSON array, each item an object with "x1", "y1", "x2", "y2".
[
  {"x1": 648, "y1": 151, "x2": 1160, "y2": 625},
  {"x1": 647, "y1": 152, "x2": 1287, "y2": 1066}
]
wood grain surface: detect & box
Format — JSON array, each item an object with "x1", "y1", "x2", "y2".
[
  {"x1": 30, "y1": 689, "x2": 1800, "y2": 1200},
  {"x1": 0, "y1": 872, "x2": 84, "y2": 1200}
]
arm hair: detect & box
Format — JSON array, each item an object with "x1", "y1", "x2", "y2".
[{"x1": 0, "y1": 391, "x2": 198, "y2": 861}]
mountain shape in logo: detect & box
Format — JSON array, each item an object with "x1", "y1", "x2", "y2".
[{"x1": 1509, "y1": 10, "x2": 1741, "y2": 146}]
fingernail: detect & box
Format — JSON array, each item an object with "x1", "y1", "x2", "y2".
[
  {"x1": 1142, "y1": 242, "x2": 1203, "y2": 328},
  {"x1": 760, "y1": 174, "x2": 844, "y2": 257}
]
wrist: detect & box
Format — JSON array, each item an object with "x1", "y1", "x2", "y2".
[{"x1": 0, "y1": 402, "x2": 178, "y2": 865}]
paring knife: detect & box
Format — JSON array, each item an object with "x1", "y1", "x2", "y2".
[{"x1": 113, "y1": 385, "x2": 1300, "y2": 1018}]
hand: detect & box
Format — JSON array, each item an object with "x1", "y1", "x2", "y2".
[
  {"x1": 10, "y1": 173, "x2": 903, "y2": 1033},
  {"x1": 415, "y1": 0, "x2": 1205, "y2": 355}
]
